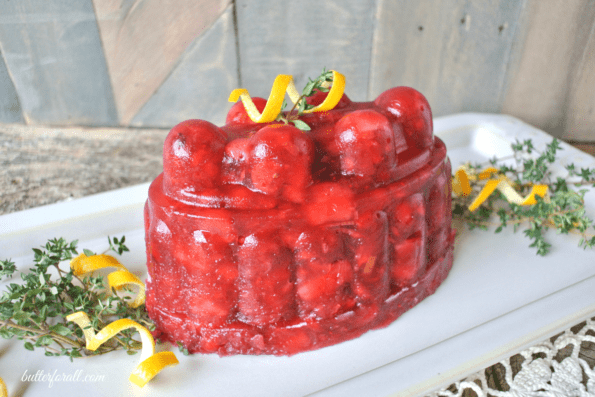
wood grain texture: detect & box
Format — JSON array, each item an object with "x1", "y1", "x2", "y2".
[
  {"x1": 235, "y1": 0, "x2": 376, "y2": 102},
  {"x1": 0, "y1": 50, "x2": 23, "y2": 123},
  {"x1": 563, "y1": 21, "x2": 595, "y2": 141},
  {"x1": 501, "y1": 0, "x2": 595, "y2": 138},
  {"x1": 0, "y1": 0, "x2": 118, "y2": 126},
  {"x1": 370, "y1": 0, "x2": 525, "y2": 117},
  {"x1": 0, "y1": 122, "x2": 166, "y2": 215},
  {"x1": 92, "y1": 0, "x2": 231, "y2": 125},
  {"x1": 131, "y1": 5, "x2": 238, "y2": 128}
]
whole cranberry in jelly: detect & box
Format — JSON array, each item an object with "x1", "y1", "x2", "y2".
[
  {"x1": 163, "y1": 119, "x2": 227, "y2": 194},
  {"x1": 221, "y1": 138, "x2": 253, "y2": 185},
  {"x1": 374, "y1": 87, "x2": 433, "y2": 150},
  {"x1": 226, "y1": 97, "x2": 267, "y2": 124},
  {"x1": 249, "y1": 124, "x2": 314, "y2": 202},
  {"x1": 333, "y1": 109, "x2": 397, "y2": 184}
]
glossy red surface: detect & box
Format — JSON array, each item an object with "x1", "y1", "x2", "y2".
[{"x1": 144, "y1": 87, "x2": 454, "y2": 356}]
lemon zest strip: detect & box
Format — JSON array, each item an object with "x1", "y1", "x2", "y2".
[
  {"x1": 71, "y1": 253, "x2": 126, "y2": 274},
  {"x1": 453, "y1": 166, "x2": 548, "y2": 212},
  {"x1": 498, "y1": 180, "x2": 549, "y2": 206},
  {"x1": 452, "y1": 168, "x2": 472, "y2": 196},
  {"x1": 468, "y1": 178, "x2": 503, "y2": 212},
  {"x1": 70, "y1": 253, "x2": 145, "y2": 308},
  {"x1": 477, "y1": 167, "x2": 499, "y2": 180},
  {"x1": 0, "y1": 376, "x2": 7, "y2": 397},
  {"x1": 130, "y1": 352, "x2": 180, "y2": 387},
  {"x1": 229, "y1": 74, "x2": 294, "y2": 123},
  {"x1": 107, "y1": 270, "x2": 146, "y2": 308},
  {"x1": 228, "y1": 70, "x2": 346, "y2": 123},
  {"x1": 302, "y1": 70, "x2": 346, "y2": 113},
  {"x1": 66, "y1": 312, "x2": 179, "y2": 387}
]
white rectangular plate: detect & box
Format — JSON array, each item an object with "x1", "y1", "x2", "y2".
[{"x1": 1, "y1": 113, "x2": 594, "y2": 397}]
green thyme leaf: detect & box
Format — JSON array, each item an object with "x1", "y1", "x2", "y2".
[
  {"x1": 177, "y1": 341, "x2": 190, "y2": 356},
  {"x1": 277, "y1": 68, "x2": 336, "y2": 126},
  {"x1": 0, "y1": 235, "x2": 153, "y2": 358},
  {"x1": 108, "y1": 235, "x2": 130, "y2": 255},
  {"x1": 290, "y1": 119, "x2": 311, "y2": 131},
  {"x1": 0, "y1": 259, "x2": 16, "y2": 279},
  {"x1": 452, "y1": 138, "x2": 595, "y2": 255}
]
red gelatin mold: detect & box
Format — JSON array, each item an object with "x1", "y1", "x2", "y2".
[{"x1": 144, "y1": 86, "x2": 455, "y2": 356}]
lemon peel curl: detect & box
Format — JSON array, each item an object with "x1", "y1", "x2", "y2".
[
  {"x1": 452, "y1": 166, "x2": 548, "y2": 212},
  {"x1": 68, "y1": 254, "x2": 177, "y2": 387},
  {"x1": 0, "y1": 377, "x2": 6, "y2": 397},
  {"x1": 70, "y1": 253, "x2": 145, "y2": 308},
  {"x1": 66, "y1": 312, "x2": 178, "y2": 387},
  {"x1": 228, "y1": 70, "x2": 346, "y2": 123}
]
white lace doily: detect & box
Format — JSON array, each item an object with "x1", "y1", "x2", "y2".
[{"x1": 429, "y1": 317, "x2": 595, "y2": 397}]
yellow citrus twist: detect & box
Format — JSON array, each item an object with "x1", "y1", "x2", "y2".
[
  {"x1": 68, "y1": 253, "x2": 177, "y2": 387},
  {"x1": 452, "y1": 166, "x2": 548, "y2": 212},
  {"x1": 66, "y1": 312, "x2": 178, "y2": 387},
  {"x1": 70, "y1": 253, "x2": 145, "y2": 308},
  {"x1": 228, "y1": 70, "x2": 346, "y2": 123},
  {"x1": 0, "y1": 376, "x2": 7, "y2": 397}
]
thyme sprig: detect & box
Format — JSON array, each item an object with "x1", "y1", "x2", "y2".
[
  {"x1": 453, "y1": 138, "x2": 595, "y2": 255},
  {"x1": 275, "y1": 68, "x2": 334, "y2": 131},
  {"x1": 0, "y1": 236, "x2": 153, "y2": 361}
]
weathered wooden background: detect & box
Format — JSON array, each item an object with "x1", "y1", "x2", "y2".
[{"x1": 0, "y1": 0, "x2": 594, "y2": 140}]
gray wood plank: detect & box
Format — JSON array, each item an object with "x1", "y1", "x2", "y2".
[
  {"x1": 0, "y1": 0, "x2": 118, "y2": 126},
  {"x1": 0, "y1": 49, "x2": 23, "y2": 123},
  {"x1": 370, "y1": 0, "x2": 525, "y2": 117},
  {"x1": 502, "y1": 0, "x2": 595, "y2": 138},
  {"x1": 130, "y1": 5, "x2": 238, "y2": 128},
  {"x1": 235, "y1": 0, "x2": 376, "y2": 102},
  {"x1": 563, "y1": 20, "x2": 595, "y2": 141},
  {"x1": 92, "y1": 0, "x2": 230, "y2": 125}
]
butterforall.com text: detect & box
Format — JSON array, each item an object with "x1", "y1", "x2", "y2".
[{"x1": 21, "y1": 369, "x2": 105, "y2": 388}]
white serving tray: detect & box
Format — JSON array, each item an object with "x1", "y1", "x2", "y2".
[{"x1": 1, "y1": 113, "x2": 594, "y2": 397}]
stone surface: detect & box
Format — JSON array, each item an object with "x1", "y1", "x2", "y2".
[{"x1": 0, "y1": 123, "x2": 166, "y2": 215}]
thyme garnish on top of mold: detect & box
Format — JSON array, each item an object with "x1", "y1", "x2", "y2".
[{"x1": 275, "y1": 68, "x2": 334, "y2": 131}]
